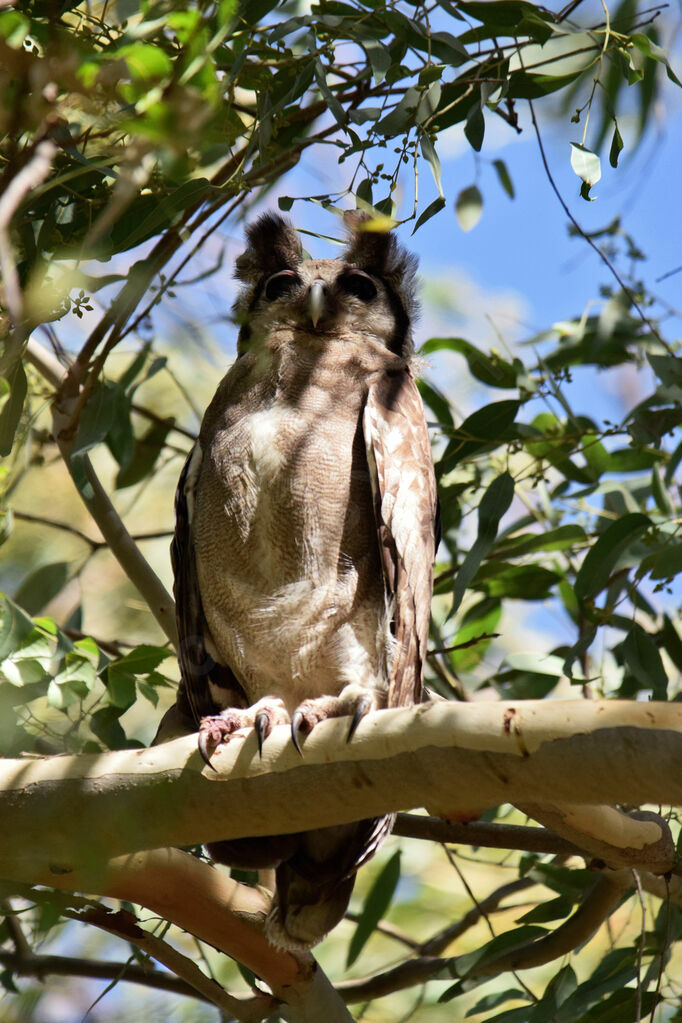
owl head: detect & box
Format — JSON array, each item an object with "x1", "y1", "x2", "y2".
[{"x1": 233, "y1": 212, "x2": 419, "y2": 358}]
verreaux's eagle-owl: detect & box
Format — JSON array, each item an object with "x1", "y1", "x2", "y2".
[{"x1": 172, "y1": 212, "x2": 438, "y2": 950}]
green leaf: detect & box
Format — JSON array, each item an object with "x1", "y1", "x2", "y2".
[
  {"x1": 622, "y1": 626, "x2": 668, "y2": 700},
  {"x1": 439, "y1": 400, "x2": 520, "y2": 472},
  {"x1": 116, "y1": 42, "x2": 173, "y2": 81},
  {"x1": 346, "y1": 850, "x2": 401, "y2": 967},
  {"x1": 457, "y1": 0, "x2": 552, "y2": 34},
  {"x1": 495, "y1": 525, "x2": 587, "y2": 558},
  {"x1": 449, "y1": 598, "x2": 502, "y2": 673},
  {"x1": 0, "y1": 595, "x2": 36, "y2": 661},
  {"x1": 455, "y1": 184, "x2": 483, "y2": 232},
  {"x1": 314, "y1": 60, "x2": 346, "y2": 127},
  {"x1": 473, "y1": 563, "x2": 561, "y2": 600},
  {"x1": 421, "y1": 337, "x2": 517, "y2": 388},
  {"x1": 515, "y1": 896, "x2": 574, "y2": 923},
  {"x1": 609, "y1": 123, "x2": 623, "y2": 168},
  {"x1": 465, "y1": 989, "x2": 531, "y2": 1017},
  {"x1": 0, "y1": 967, "x2": 19, "y2": 993},
  {"x1": 574, "y1": 513, "x2": 651, "y2": 600},
  {"x1": 420, "y1": 134, "x2": 443, "y2": 197},
  {"x1": 570, "y1": 143, "x2": 601, "y2": 200},
  {"x1": 451, "y1": 473, "x2": 515, "y2": 615},
  {"x1": 13, "y1": 563, "x2": 69, "y2": 616},
  {"x1": 111, "y1": 180, "x2": 214, "y2": 254},
  {"x1": 456, "y1": 925, "x2": 547, "y2": 977},
  {"x1": 493, "y1": 158, "x2": 515, "y2": 199},
  {"x1": 110, "y1": 645, "x2": 172, "y2": 674},
  {"x1": 0, "y1": 11, "x2": 29, "y2": 47},
  {"x1": 464, "y1": 102, "x2": 485, "y2": 151},
  {"x1": 0, "y1": 362, "x2": 27, "y2": 458},
  {"x1": 72, "y1": 381, "x2": 122, "y2": 457},
  {"x1": 104, "y1": 666, "x2": 137, "y2": 709},
  {"x1": 116, "y1": 417, "x2": 174, "y2": 488},
  {"x1": 52, "y1": 650, "x2": 97, "y2": 696},
  {"x1": 90, "y1": 706, "x2": 128, "y2": 749},
  {"x1": 365, "y1": 41, "x2": 391, "y2": 84},
  {"x1": 630, "y1": 33, "x2": 682, "y2": 87},
  {"x1": 413, "y1": 196, "x2": 446, "y2": 231},
  {"x1": 661, "y1": 615, "x2": 682, "y2": 672},
  {"x1": 417, "y1": 377, "x2": 453, "y2": 429}
]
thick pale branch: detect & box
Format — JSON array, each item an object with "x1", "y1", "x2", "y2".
[
  {"x1": 7, "y1": 850, "x2": 352, "y2": 1023},
  {"x1": 1, "y1": 701, "x2": 680, "y2": 879}
]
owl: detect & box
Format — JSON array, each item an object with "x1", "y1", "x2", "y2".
[{"x1": 172, "y1": 212, "x2": 438, "y2": 950}]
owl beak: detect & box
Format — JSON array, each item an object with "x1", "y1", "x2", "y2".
[{"x1": 308, "y1": 279, "x2": 326, "y2": 328}]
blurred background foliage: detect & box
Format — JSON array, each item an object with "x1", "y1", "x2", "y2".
[{"x1": 0, "y1": 0, "x2": 681, "y2": 1019}]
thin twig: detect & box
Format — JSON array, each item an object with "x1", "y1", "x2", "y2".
[
  {"x1": 62, "y1": 902, "x2": 272, "y2": 1021},
  {"x1": 13, "y1": 510, "x2": 99, "y2": 549},
  {"x1": 418, "y1": 877, "x2": 535, "y2": 957},
  {"x1": 527, "y1": 98, "x2": 675, "y2": 356},
  {"x1": 0, "y1": 899, "x2": 32, "y2": 957},
  {"x1": 0, "y1": 949, "x2": 212, "y2": 1004}
]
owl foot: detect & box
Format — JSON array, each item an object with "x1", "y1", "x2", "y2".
[
  {"x1": 290, "y1": 685, "x2": 383, "y2": 754},
  {"x1": 199, "y1": 697, "x2": 289, "y2": 768}
]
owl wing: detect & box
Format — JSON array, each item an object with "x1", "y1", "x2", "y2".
[
  {"x1": 363, "y1": 368, "x2": 438, "y2": 709},
  {"x1": 172, "y1": 443, "x2": 247, "y2": 725}
]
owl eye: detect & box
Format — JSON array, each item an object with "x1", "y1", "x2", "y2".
[
  {"x1": 264, "y1": 270, "x2": 299, "y2": 301},
  {"x1": 340, "y1": 270, "x2": 377, "y2": 302}
]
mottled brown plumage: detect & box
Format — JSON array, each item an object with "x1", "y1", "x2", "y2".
[{"x1": 172, "y1": 212, "x2": 438, "y2": 949}]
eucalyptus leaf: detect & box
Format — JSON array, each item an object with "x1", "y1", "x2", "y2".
[{"x1": 455, "y1": 184, "x2": 483, "y2": 231}]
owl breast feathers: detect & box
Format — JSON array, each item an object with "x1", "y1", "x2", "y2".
[{"x1": 171, "y1": 212, "x2": 438, "y2": 949}]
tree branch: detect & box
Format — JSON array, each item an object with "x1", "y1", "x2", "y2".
[
  {"x1": 0, "y1": 948, "x2": 213, "y2": 1004},
  {"x1": 0, "y1": 140, "x2": 57, "y2": 376},
  {"x1": 0, "y1": 701, "x2": 679, "y2": 878},
  {"x1": 393, "y1": 814, "x2": 582, "y2": 856},
  {"x1": 1, "y1": 850, "x2": 353, "y2": 1023}
]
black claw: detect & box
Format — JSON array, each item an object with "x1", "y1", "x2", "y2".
[
  {"x1": 347, "y1": 698, "x2": 371, "y2": 742},
  {"x1": 198, "y1": 732, "x2": 217, "y2": 772},
  {"x1": 291, "y1": 710, "x2": 304, "y2": 756},
  {"x1": 255, "y1": 711, "x2": 269, "y2": 758}
]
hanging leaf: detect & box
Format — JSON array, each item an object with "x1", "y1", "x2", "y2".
[
  {"x1": 570, "y1": 142, "x2": 601, "y2": 201},
  {"x1": 346, "y1": 850, "x2": 401, "y2": 967},
  {"x1": 609, "y1": 123, "x2": 624, "y2": 167},
  {"x1": 493, "y1": 158, "x2": 515, "y2": 198},
  {"x1": 451, "y1": 473, "x2": 515, "y2": 615},
  {"x1": 574, "y1": 513, "x2": 651, "y2": 600},
  {"x1": 455, "y1": 184, "x2": 483, "y2": 231}
]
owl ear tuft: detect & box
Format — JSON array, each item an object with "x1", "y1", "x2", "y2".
[
  {"x1": 343, "y1": 211, "x2": 419, "y2": 331},
  {"x1": 235, "y1": 213, "x2": 303, "y2": 283},
  {"x1": 343, "y1": 212, "x2": 418, "y2": 302}
]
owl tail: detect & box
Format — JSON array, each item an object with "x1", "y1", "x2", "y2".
[
  {"x1": 263, "y1": 816, "x2": 393, "y2": 950},
  {"x1": 265, "y1": 861, "x2": 356, "y2": 951}
]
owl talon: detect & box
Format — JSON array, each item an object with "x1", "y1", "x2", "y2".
[
  {"x1": 291, "y1": 710, "x2": 305, "y2": 756},
  {"x1": 347, "y1": 696, "x2": 372, "y2": 742},
  {"x1": 198, "y1": 731, "x2": 218, "y2": 772},
  {"x1": 255, "y1": 711, "x2": 271, "y2": 757}
]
